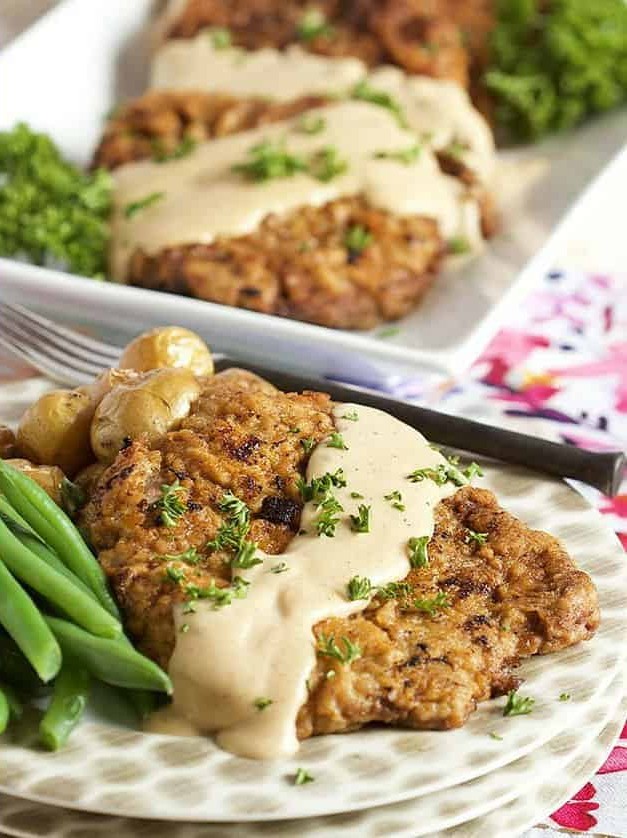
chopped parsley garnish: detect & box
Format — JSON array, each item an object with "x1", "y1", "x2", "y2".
[
  {"x1": 124, "y1": 191, "x2": 165, "y2": 219},
  {"x1": 296, "y1": 8, "x2": 334, "y2": 41},
  {"x1": 298, "y1": 468, "x2": 347, "y2": 502},
  {"x1": 233, "y1": 141, "x2": 347, "y2": 183},
  {"x1": 185, "y1": 576, "x2": 250, "y2": 609},
  {"x1": 301, "y1": 438, "x2": 316, "y2": 454},
  {"x1": 413, "y1": 590, "x2": 450, "y2": 616},
  {"x1": 375, "y1": 581, "x2": 413, "y2": 601},
  {"x1": 152, "y1": 135, "x2": 197, "y2": 163},
  {"x1": 408, "y1": 535, "x2": 429, "y2": 568},
  {"x1": 308, "y1": 146, "x2": 348, "y2": 182},
  {"x1": 209, "y1": 27, "x2": 232, "y2": 49},
  {"x1": 316, "y1": 633, "x2": 362, "y2": 664},
  {"x1": 294, "y1": 767, "x2": 315, "y2": 786},
  {"x1": 207, "y1": 491, "x2": 261, "y2": 568},
  {"x1": 326, "y1": 432, "x2": 348, "y2": 450},
  {"x1": 503, "y1": 690, "x2": 535, "y2": 717},
  {"x1": 384, "y1": 490, "x2": 405, "y2": 511},
  {"x1": 0, "y1": 123, "x2": 112, "y2": 277},
  {"x1": 180, "y1": 623, "x2": 190, "y2": 634},
  {"x1": 315, "y1": 494, "x2": 344, "y2": 537},
  {"x1": 271, "y1": 562, "x2": 289, "y2": 574},
  {"x1": 232, "y1": 140, "x2": 308, "y2": 182},
  {"x1": 377, "y1": 326, "x2": 401, "y2": 339},
  {"x1": 374, "y1": 144, "x2": 421, "y2": 165},
  {"x1": 347, "y1": 575, "x2": 373, "y2": 600},
  {"x1": 254, "y1": 697, "x2": 273, "y2": 711},
  {"x1": 342, "y1": 409, "x2": 359, "y2": 421},
  {"x1": 489, "y1": 731, "x2": 503, "y2": 741},
  {"x1": 296, "y1": 114, "x2": 326, "y2": 135},
  {"x1": 344, "y1": 224, "x2": 373, "y2": 256},
  {"x1": 349, "y1": 504, "x2": 371, "y2": 533},
  {"x1": 162, "y1": 547, "x2": 201, "y2": 564},
  {"x1": 164, "y1": 564, "x2": 186, "y2": 584},
  {"x1": 351, "y1": 81, "x2": 408, "y2": 128},
  {"x1": 465, "y1": 529, "x2": 489, "y2": 546},
  {"x1": 156, "y1": 481, "x2": 187, "y2": 527},
  {"x1": 448, "y1": 236, "x2": 471, "y2": 255},
  {"x1": 350, "y1": 491, "x2": 364, "y2": 499},
  {"x1": 407, "y1": 458, "x2": 483, "y2": 487},
  {"x1": 559, "y1": 692, "x2": 571, "y2": 702}
]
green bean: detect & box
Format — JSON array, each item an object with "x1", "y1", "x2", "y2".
[
  {"x1": 44, "y1": 616, "x2": 172, "y2": 694},
  {"x1": 0, "y1": 518, "x2": 121, "y2": 639},
  {"x1": 1, "y1": 682, "x2": 23, "y2": 721},
  {"x1": 0, "y1": 632, "x2": 41, "y2": 692},
  {"x1": 39, "y1": 661, "x2": 90, "y2": 751},
  {"x1": 0, "y1": 495, "x2": 100, "y2": 603},
  {"x1": 0, "y1": 462, "x2": 120, "y2": 618},
  {"x1": 0, "y1": 558, "x2": 61, "y2": 682},
  {"x1": 0, "y1": 687, "x2": 8, "y2": 734}
]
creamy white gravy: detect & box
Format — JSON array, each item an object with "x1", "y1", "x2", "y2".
[
  {"x1": 150, "y1": 38, "x2": 495, "y2": 183},
  {"x1": 147, "y1": 404, "x2": 457, "y2": 759},
  {"x1": 110, "y1": 100, "x2": 480, "y2": 279}
]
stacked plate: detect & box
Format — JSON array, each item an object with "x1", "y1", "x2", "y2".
[{"x1": 0, "y1": 396, "x2": 625, "y2": 838}]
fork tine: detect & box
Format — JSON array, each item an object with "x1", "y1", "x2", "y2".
[
  {"x1": 2, "y1": 302, "x2": 120, "y2": 365},
  {"x1": 0, "y1": 334, "x2": 94, "y2": 387},
  {"x1": 0, "y1": 315, "x2": 107, "y2": 379}
]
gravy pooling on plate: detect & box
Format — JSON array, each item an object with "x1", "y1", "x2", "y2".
[{"x1": 147, "y1": 403, "x2": 456, "y2": 759}]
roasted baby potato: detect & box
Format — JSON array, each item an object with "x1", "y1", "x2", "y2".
[
  {"x1": 0, "y1": 425, "x2": 16, "y2": 459},
  {"x1": 91, "y1": 368, "x2": 201, "y2": 462},
  {"x1": 119, "y1": 326, "x2": 214, "y2": 377},
  {"x1": 74, "y1": 462, "x2": 108, "y2": 498},
  {"x1": 78, "y1": 368, "x2": 143, "y2": 405},
  {"x1": 5, "y1": 459, "x2": 65, "y2": 505},
  {"x1": 16, "y1": 390, "x2": 96, "y2": 476}
]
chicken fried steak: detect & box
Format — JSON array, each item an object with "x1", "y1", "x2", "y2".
[{"x1": 81, "y1": 371, "x2": 599, "y2": 737}]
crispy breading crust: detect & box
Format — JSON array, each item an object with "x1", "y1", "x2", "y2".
[
  {"x1": 81, "y1": 371, "x2": 600, "y2": 736},
  {"x1": 125, "y1": 196, "x2": 443, "y2": 329}
]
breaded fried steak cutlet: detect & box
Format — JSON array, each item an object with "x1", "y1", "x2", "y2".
[
  {"x1": 81, "y1": 370, "x2": 599, "y2": 757},
  {"x1": 157, "y1": 0, "x2": 496, "y2": 91},
  {"x1": 106, "y1": 94, "x2": 494, "y2": 329}
]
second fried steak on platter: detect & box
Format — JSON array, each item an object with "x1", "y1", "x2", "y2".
[{"x1": 81, "y1": 370, "x2": 599, "y2": 738}]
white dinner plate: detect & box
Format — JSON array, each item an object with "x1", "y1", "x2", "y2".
[
  {"x1": 0, "y1": 0, "x2": 626, "y2": 382},
  {"x1": 0, "y1": 374, "x2": 625, "y2": 822}
]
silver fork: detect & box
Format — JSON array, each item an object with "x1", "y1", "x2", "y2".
[
  {"x1": 0, "y1": 301, "x2": 624, "y2": 496},
  {"x1": 0, "y1": 302, "x2": 121, "y2": 386}
]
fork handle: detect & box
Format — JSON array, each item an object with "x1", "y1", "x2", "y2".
[{"x1": 219, "y1": 359, "x2": 625, "y2": 497}]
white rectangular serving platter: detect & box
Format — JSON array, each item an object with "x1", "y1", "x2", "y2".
[{"x1": 0, "y1": 0, "x2": 626, "y2": 383}]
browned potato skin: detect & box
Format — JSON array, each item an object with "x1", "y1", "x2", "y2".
[
  {"x1": 5, "y1": 459, "x2": 65, "y2": 505},
  {"x1": 0, "y1": 425, "x2": 16, "y2": 459},
  {"x1": 91, "y1": 368, "x2": 201, "y2": 463},
  {"x1": 16, "y1": 390, "x2": 96, "y2": 477},
  {"x1": 119, "y1": 327, "x2": 214, "y2": 377}
]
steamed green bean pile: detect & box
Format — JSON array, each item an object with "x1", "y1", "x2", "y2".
[{"x1": 0, "y1": 460, "x2": 172, "y2": 750}]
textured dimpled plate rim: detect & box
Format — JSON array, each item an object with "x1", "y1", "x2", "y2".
[
  {"x1": 0, "y1": 381, "x2": 625, "y2": 823},
  {"x1": 0, "y1": 684, "x2": 623, "y2": 838}
]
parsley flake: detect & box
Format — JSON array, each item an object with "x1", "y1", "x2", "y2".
[
  {"x1": 271, "y1": 562, "x2": 289, "y2": 574},
  {"x1": 344, "y1": 225, "x2": 372, "y2": 256},
  {"x1": 308, "y1": 146, "x2": 348, "y2": 182},
  {"x1": 254, "y1": 697, "x2": 273, "y2": 711},
  {"x1": 294, "y1": 767, "x2": 315, "y2": 786},
  {"x1": 124, "y1": 191, "x2": 165, "y2": 218},
  {"x1": 465, "y1": 529, "x2": 488, "y2": 546},
  {"x1": 162, "y1": 547, "x2": 201, "y2": 565},
  {"x1": 296, "y1": 8, "x2": 334, "y2": 41},
  {"x1": 207, "y1": 491, "x2": 260, "y2": 568},
  {"x1": 375, "y1": 581, "x2": 413, "y2": 602},
  {"x1": 559, "y1": 692, "x2": 571, "y2": 702},
  {"x1": 342, "y1": 409, "x2": 359, "y2": 421},
  {"x1": 296, "y1": 114, "x2": 326, "y2": 135},
  {"x1": 384, "y1": 490, "x2": 405, "y2": 511},
  {"x1": 408, "y1": 535, "x2": 429, "y2": 568},
  {"x1": 351, "y1": 81, "x2": 408, "y2": 128},
  {"x1": 301, "y1": 437, "x2": 316, "y2": 454},
  {"x1": 349, "y1": 504, "x2": 371, "y2": 533},
  {"x1": 232, "y1": 140, "x2": 308, "y2": 182},
  {"x1": 374, "y1": 144, "x2": 421, "y2": 165},
  {"x1": 489, "y1": 731, "x2": 503, "y2": 741},
  {"x1": 350, "y1": 491, "x2": 364, "y2": 499},
  {"x1": 298, "y1": 469, "x2": 347, "y2": 502},
  {"x1": 503, "y1": 690, "x2": 535, "y2": 717},
  {"x1": 377, "y1": 326, "x2": 401, "y2": 339},
  {"x1": 165, "y1": 564, "x2": 186, "y2": 584},
  {"x1": 347, "y1": 575, "x2": 372, "y2": 600},
  {"x1": 316, "y1": 633, "x2": 362, "y2": 664},
  {"x1": 414, "y1": 590, "x2": 450, "y2": 616},
  {"x1": 156, "y1": 481, "x2": 186, "y2": 527},
  {"x1": 315, "y1": 494, "x2": 344, "y2": 537},
  {"x1": 209, "y1": 27, "x2": 231, "y2": 49},
  {"x1": 152, "y1": 135, "x2": 196, "y2": 163},
  {"x1": 326, "y1": 432, "x2": 348, "y2": 450},
  {"x1": 448, "y1": 236, "x2": 471, "y2": 255},
  {"x1": 185, "y1": 576, "x2": 250, "y2": 609}
]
